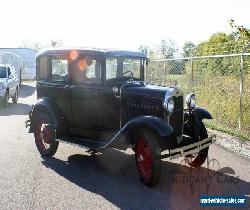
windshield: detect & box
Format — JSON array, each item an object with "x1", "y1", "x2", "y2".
[
  {"x1": 106, "y1": 57, "x2": 144, "y2": 81},
  {"x1": 0, "y1": 67, "x2": 7, "y2": 78}
]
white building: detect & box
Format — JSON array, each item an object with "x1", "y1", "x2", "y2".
[{"x1": 0, "y1": 48, "x2": 37, "y2": 80}]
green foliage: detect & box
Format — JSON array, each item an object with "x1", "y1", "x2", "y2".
[{"x1": 182, "y1": 42, "x2": 196, "y2": 57}]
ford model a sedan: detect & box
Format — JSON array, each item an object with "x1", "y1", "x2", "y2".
[{"x1": 26, "y1": 48, "x2": 215, "y2": 187}]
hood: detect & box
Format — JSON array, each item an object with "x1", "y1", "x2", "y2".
[{"x1": 122, "y1": 82, "x2": 181, "y2": 101}]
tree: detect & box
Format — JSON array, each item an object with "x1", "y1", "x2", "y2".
[
  {"x1": 182, "y1": 41, "x2": 196, "y2": 57},
  {"x1": 159, "y1": 39, "x2": 176, "y2": 59},
  {"x1": 139, "y1": 45, "x2": 149, "y2": 57}
]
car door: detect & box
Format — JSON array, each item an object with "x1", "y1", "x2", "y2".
[
  {"x1": 37, "y1": 55, "x2": 72, "y2": 123},
  {"x1": 70, "y1": 56, "x2": 105, "y2": 138}
]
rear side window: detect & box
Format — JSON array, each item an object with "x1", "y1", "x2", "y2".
[
  {"x1": 51, "y1": 58, "x2": 68, "y2": 81},
  {"x1": 39, "y1": 56, "x2": 48, "y2": 80}
]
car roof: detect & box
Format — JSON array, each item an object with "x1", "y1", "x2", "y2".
[{"x1": 37, "y1": 48, "x2": 147, "y2": 58}]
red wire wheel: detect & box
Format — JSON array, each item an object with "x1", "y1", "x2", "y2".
[
  {"x1": 135, "y1": 130, "x2": 161, "y2": 187},
  {"x1": 34, "y1": 113, "x2": 59, "y2": 157},
  {"x1": 35, "y1": 119, "x2": 52, "y2": 151}
]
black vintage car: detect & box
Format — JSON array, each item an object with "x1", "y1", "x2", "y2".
[{"x1": 26, "y1": 48, "x2": 215, "y2": 187}]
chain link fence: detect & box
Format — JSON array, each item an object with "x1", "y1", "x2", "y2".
[{"x1": 146, "y1": 53, "x2": 250, "y2": 141}]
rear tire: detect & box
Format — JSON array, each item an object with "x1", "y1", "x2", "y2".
[
  {"x1": 34, "y1": 112, "x2": 59, "y2": 157},
  {"x1": 135, "y1": 129, "x2": 161, "y2": 187},
  {"x1": 185, "y1": 122, "x2": 209, "y2": 168},
  {"x1": 12, "y1": 87, "x2": 18, "y2": 103}
]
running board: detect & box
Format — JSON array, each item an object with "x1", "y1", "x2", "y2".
[
  {"x1": 57, "y1": 137, "x2": 107, "y2": 151},
  {"x1": 161, "y1": 134, "x2": 216, "y2": 160}
]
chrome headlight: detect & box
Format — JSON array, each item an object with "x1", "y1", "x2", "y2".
[
  {"x1": 185, "y1": 93, "x2": 196, "y2": 109},
  {"x1": 0, "y1": 83, "x2": 6, "y2": 90},
  {"x1": 163, "y1": 95, "x2": 174, "y2": 113}
]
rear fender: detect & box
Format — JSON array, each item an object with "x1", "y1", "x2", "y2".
[{"x1": 29, "y1": 97, "x2": 61, "y2": 133}]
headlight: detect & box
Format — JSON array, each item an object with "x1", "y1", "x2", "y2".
[
  {"x1": 185, "y1": 93, "x2": 196, "y2": 109},
  {"x1": 0, "y1": 83, "x2": 6, "y2": 90},
  {"x1": 163, "y1": 95, "x2": 174, "y2": 113}
]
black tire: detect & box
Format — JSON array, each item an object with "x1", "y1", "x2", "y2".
[
  {"x1": 12, "y1": 87, "x2": 18, "y2": 103},
  {"x1": 135, "y1": 129, "x2": 161, "y2": 187},
  {"x1": 34, "y1": 112, "x2": 59, "y2": 157},
  {"x1": 3, "y1": 90, "x2": 9, "y2": 108},
  {"x1": 185, "y1": 122, "x2": 209, "y2": 168}
]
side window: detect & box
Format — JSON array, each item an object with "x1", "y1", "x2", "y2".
[
  {"x1": 75, "y1": 56, "x2": 101, "y2": 85},
  {"x1": 106, "y1": 58, "x2": 117, "y2": 80},
  {"x1": 51, "y1": 58, "x2": 68, "y2": 81},
  {"x1": 39, "y1": 56, "x2": 48, "y2": 80}
]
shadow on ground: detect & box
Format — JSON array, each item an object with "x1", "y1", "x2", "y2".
[
  {"x1": 0, "y1": 103, "x2": 31, "y2": 116},
  {"x1": 42, "y1": 149, "x2": 250, "y2": 210},
  {"x1": 19, "y1": 84, "x2": 36, "y2": 98}
]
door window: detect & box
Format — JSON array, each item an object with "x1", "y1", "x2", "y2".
[
  {"x1": 74, "y1": 57, "x2": 101, "y2": 85},
  {"x1": 51, "y1": 58, "x2": 68, "y2": 81}
]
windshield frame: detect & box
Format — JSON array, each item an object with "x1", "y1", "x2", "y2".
[{"x1": 104, "y1": 56, "x2": 146, "y2": 83}]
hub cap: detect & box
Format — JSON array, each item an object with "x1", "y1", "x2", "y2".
[
  {"x1": 35, "y1": 119, "x2": 51, "y2": 150},
  {"x1": 135, "y1": 138, "x2": 152, "y2": 182}
]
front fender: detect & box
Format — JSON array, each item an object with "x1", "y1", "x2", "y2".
[
  {"x1": 29, "y1": 97, "x2": 61, "y2": 133},
  {"x1": 105, "y1": 116, "x2": 174, "y2": 150},
  {"x1": 192, "y1": 106, "x2": 213, "y2": 121},
  {"x1": 124, "y1": 116, "x2": 173, "y2": 137}
]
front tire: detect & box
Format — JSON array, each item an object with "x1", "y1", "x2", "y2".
[
  {"x1": 185, "y1": 122, "x2": 209, "y2": 168},
  {"x1": 34, "y1": 112, "x2": 59, "y2": 157},
  {"x1": 12, "y1": 87, "x2": 18, "y2": 103},
  {"x1": 135, "y1": 129, "x2": 161, "y2": 187}
]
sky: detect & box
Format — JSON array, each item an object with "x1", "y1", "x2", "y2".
[{"x1": 0, "y1": 0, "x2": 249, "y2": 51}]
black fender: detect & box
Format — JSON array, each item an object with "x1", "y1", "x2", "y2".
[
  {"x1": 107, "y1": 116, "x2": 174, "y2": 150},
  {"x1": 124, "y1": 116, "x2": 173, "y2": 137},
  {"x1": 29, "y1": 97, "x2": 62, "y2": 133},
  {"x1": 182, "y1": 106, "x2": 212, "y2": 145},
  {"x1": 192, "y1": 106, "x2": 213, "y2": 121}
]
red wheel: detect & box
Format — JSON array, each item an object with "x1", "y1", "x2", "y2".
[
  {"x1": 34, "y1": 113, "x2": 59, "y2": 157},
  {"x1": 135, "y1": 129, "x2": 161, "y2": 187}
]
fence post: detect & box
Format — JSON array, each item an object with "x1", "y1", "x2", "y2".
[
  {"x1": 239, "y1": 54, "x2": 244, "y2": 148},
  {"x1": 163, "y1": 61, "x2": 166, "y2": 86},
  {"x1": 239, "y1": 42, "x2": 250, "y2": 147},
  {"x1": 190, "y1": 59, "x2": 194, "y2": 92}
]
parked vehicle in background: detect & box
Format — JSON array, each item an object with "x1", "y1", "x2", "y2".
[
  {"x1": 26, "y1": 48, "x2": 215, "y2": 187},
  {"x1": 0, "y1": 64, "x2": 19, "y2": 107}
]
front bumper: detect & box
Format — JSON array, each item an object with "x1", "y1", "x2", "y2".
[{"x1": 161, "y1": 134, "x2": 216, "y2": 159}]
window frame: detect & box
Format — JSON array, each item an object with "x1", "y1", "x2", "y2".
[
  {"x1": 104, "y1": 56, "x2": 145, "y2": 83},
  {"x1": 71, "y1": 54, "x2": 104, "y2": 86}
]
